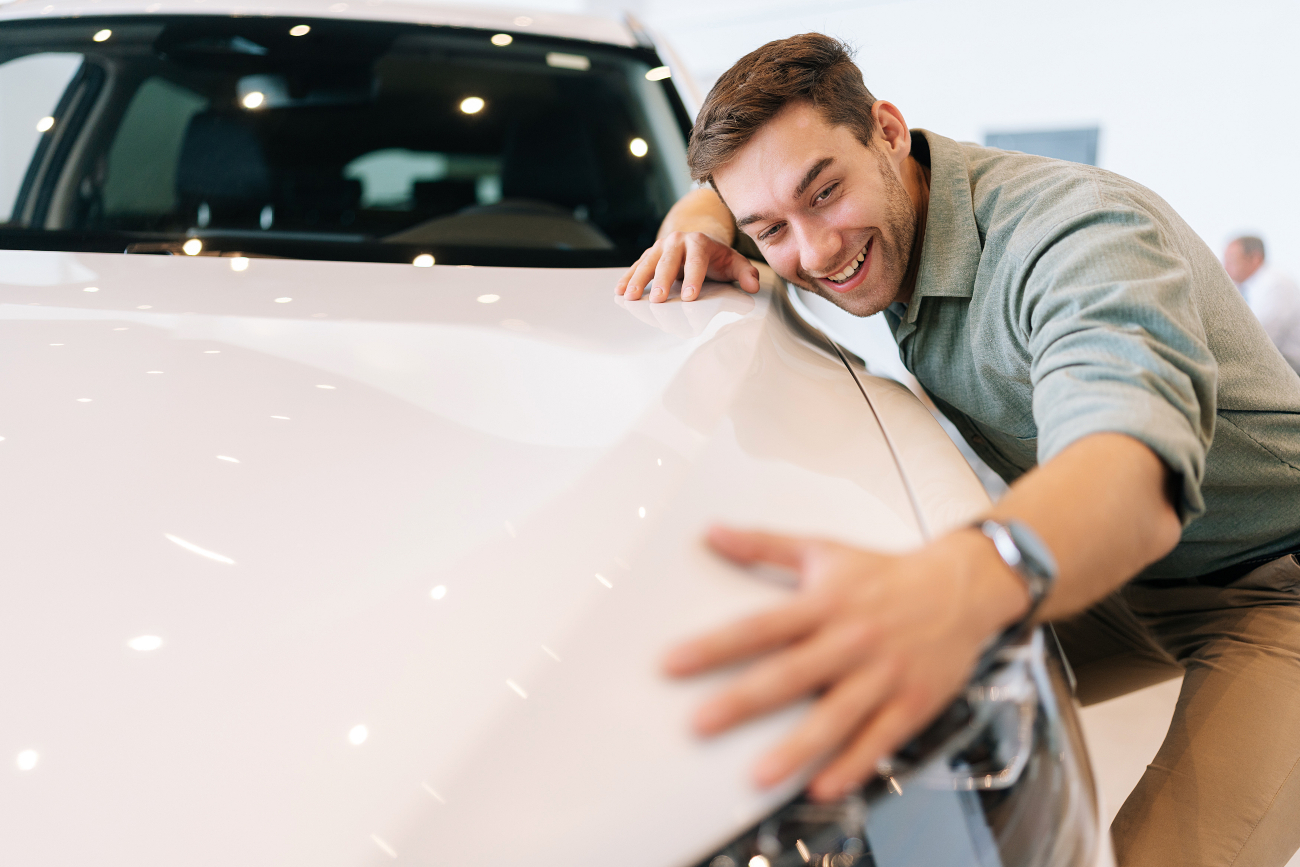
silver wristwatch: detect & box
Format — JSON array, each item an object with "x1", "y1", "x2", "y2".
[{"x1": 975, "y1": 519, "x2": 1058, "y2": 621}]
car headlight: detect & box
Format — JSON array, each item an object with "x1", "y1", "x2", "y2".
[{"x1": 692, "y1": 629, "x2": 1102, "y2": 867}]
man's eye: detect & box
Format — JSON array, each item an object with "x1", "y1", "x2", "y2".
[
  {"x1": 815, "y1": 183, "x2": 838, "y2": 203},
  {"x1": 759, "y1": 224, "x2": 782, "y2": 241}
]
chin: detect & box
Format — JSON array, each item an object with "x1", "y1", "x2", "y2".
[{"x1": 818, "y1": 282, "x2": 893, "y2": 319}]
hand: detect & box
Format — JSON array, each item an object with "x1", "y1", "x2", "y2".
[
  {"x1": 616, "y1": 230, "x2": 761, "y2": 303},
  {"x1": 664, "y1": 525, "x2": 1027, "y2": 801}
]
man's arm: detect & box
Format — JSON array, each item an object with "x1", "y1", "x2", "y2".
[
  {"x1": 616, "y1": 187, "x2": 760, "y2": 302},
  {"x1": 665, "y1": 431, "x2": 1180, "y2": 802}
]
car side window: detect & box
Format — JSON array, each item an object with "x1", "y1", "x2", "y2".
[
  {"x1": 98, "y1": 77, "x2": 210, "y2": 225},
  {"x1": 0, "y1": 52, "x2": 83, "y2": 224}
]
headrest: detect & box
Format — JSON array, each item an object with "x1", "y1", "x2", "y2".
[
  {"x1": 175, "y1": 112, "x2": 271, "y2": 203},
  {"x1": 499, "y1": 111, "x2": 601, "y2": 210}
]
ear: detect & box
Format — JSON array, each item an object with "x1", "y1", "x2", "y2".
[{"x1": 871, "y1": 101, "x2": 912, "y2": 169}]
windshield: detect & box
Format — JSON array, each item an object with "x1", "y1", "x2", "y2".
[{"x1": 0, "y1": 16, "x2": 691, "y2": 267}]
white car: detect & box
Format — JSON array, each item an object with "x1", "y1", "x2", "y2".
[{"x1": 0, "y1": 3, "x2": 1111, "y2": 865}]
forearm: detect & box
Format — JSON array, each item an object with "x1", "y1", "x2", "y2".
[
  {"x1": 938, "y1": 432, "x2": 1184, "y2": 636},
  {"x1": 657, "y1": 187, "x2": 735, "y2": 245}
]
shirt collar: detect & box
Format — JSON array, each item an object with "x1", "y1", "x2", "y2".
[{"x1": 894, "y1": 129, "x2": 983, "y2": 335}]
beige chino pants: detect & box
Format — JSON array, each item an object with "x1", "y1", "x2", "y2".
[{"x1": 1053, "y1": 554, "x2": 1300, "y2": 867}]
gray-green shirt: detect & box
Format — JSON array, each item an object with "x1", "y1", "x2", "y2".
[{"x1": 886, "y1": 130, "x2": 1300, "y2": 581}]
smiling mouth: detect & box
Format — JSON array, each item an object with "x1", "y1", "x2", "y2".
[{"x1": 823, "y1": 239, "x2": 870, "y2": 285}]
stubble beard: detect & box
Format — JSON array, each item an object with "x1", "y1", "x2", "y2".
[{"x1": 792, "y1": 148, "x2": 919, "y2": 319}]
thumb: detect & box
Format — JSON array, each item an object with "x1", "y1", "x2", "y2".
[{"x1": 730, "y1": 255, "x2": 761, "y2": 295}]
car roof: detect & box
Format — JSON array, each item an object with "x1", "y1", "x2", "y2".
[{"x1": 0, "y1": 0, "x2": 639, "y2": 47}]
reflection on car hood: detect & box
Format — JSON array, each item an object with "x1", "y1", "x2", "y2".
[{"x1": 0, "y1": 251, "x2": 986, "y2": 866}]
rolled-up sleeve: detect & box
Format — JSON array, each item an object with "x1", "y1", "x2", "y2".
[{"x1": 1022, "y1": 208, "x2": 1218, "y2": 523}]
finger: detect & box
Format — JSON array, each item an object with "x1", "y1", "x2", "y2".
[
  {"x1": 707, "y1": 525, "x2": 811, "y2": 571},
  {"x1": 663, "y1": 595, "x2": 822, "y2": 677},
  {"x1": 732, "y1": 254, "x2": 762, "y2": 294},
  {"x1": 625, "y1": 247, "x2": 661, "y2": 301},
  {"x1": 752, "y1": 656, "x2": 901, "y2": 787},
  {"x1": 681, "y1": 235, "x2": 712, "y2": 302},
  {"x1": 615, "y1": 261, "x2": 635, "y2": 295},
  {"x1": 694, "y1": 619, "x2": 879, "y2": 736},
  {"x1": 808, "y1": 695, "x2": 924, "y2": 802},
  {"x1": 649, "y1": 239, "x2": 685, "y2": 303}
]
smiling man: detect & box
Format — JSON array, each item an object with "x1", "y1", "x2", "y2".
[{"x1": 617, "y1": 34, "x2": 1300, "y2": 867}]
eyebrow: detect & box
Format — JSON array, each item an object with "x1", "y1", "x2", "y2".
[{"x1": 734, "y1": 156, "x2": 835, "y2": 230}]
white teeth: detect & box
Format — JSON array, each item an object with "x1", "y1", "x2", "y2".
[{"x1": 827, "y1": 246, "x2": 868, "y2": 283}]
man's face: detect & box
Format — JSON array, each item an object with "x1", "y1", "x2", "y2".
[
  {"x1": 714, "y1": 101, "x2": 919, "y2": 318},
  {"x1": 1223, "y1": 241, "x2": 1263, "y2": 284}
]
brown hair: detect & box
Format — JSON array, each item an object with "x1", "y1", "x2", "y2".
[{"x1": 687, "y1": 34, "x2": 877, "y2": 186}]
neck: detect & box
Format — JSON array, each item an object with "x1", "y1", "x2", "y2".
[{"x1": 896, "y1": 154, "x2": 931, "y2": 305}]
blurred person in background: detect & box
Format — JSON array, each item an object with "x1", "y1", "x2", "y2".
[{"x1": 1224, "y1": 235, "x2": 1300, "y2": 374}]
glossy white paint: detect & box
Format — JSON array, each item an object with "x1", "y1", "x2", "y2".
[
  {"x1": 0, "y1": 0, "x2": 637, "y2": 46},
  {"x1": 0, "y1": 249, "x2": 995, "y2": 865}
]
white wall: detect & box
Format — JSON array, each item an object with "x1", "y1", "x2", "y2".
[{"x1": 489, "y1": 0, "x2": 1300, "y2": 274}]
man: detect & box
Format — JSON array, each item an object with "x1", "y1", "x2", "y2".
[
  {"x1": 1224, "y1": 234, "x2": 1300, "y2": 374},
  {"x1": 618, "y1": 34, "x2": 1300, "y2": 867}
]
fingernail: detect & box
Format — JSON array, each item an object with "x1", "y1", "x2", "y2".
[
  {"x1": 694, "y1": 702, "x2": 728, "y2": 733},
  {"x1": 663, "y1": 645, "x2": 698, "y2": 674},
  {"x1": 683, "y1": 285, "x2": 696, "y2": 300},
  {"x1": 651, "y1": 285, "x2": 664, "y2": 299},
  {"x1": 753, "y1": 752, "x2": 786, "y2": 786}
]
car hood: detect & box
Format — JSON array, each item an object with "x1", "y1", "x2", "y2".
[{"x1": 0, "y1": 251, "x2": 986, "y2": 866}]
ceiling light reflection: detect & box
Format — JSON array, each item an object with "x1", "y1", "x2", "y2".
[
  {"x1": 275, "y1": 297, "x2": 292, "y2": 303},
  {"x1": 546, "y1": 52, "x2": 589, "y2": 71},
  {"x1": 477, "y1": 294, "x2": 500, "y2": 304},
  {"x1": 645, "y1": 65, "x2": 671, "y2": 81},
  {"x1": 241, "y1": 91, "x2": 265, "y2": 109},
  {"x1": 230, "y1": 256, "x2": 249, "y2": 271},
  {"x1": 506, "y1": 679, "x2": 528, "y2": 698},
  {"x1": 490, "y1": 33, "x2": 512, "y2": 46},
  {"x1": 35, "y1": 116, "x2": 54, "y2": 132},
  {"x1": 349, "y1": 724, "x2": 368, "y2": 745},
  {"x1": 629, "y1": 137, "x2": 649, "y2": 158},
  {"x1": 459, "y1": 96, "x2": 485, "y2": 114},
  {"x1": 216, "y1": 455, "x2": 239, "y2": 463},
  {"x1": 289, "y1": 24, "x2": 310, "y2": 35},
  {"x1": 595, "y1": 573, "x2": 612, "y2": 588},
  {"x1": 93, "y1": 28, "x2": 112, "y2": 41},
  {"x1": 128, "y1": 635, "x2": 163, "y2": 651},
  {"x1": 164, "y1": 533, "x2": 235, "y2": 565},
  {"x1": 84, "y1": 286, "x2": 98, "y2": 292},
  {"x1": 513, "y1": 15, "x2": 531, "y2": 25},
  {"x1": 430, "y1": 585, "x2": 447, "y2": 600},
  {"x1": 16, "y1": 750, "x2": 38, "y2": 771},
  {"x1": 413, "y1": 253, "x2": 435, "y2": 267},
  {"x1": 182, "y1": 238, "x2": 202, "y2": 255}
]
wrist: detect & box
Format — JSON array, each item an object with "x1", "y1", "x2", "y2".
[{"x1": 940, "y1": 527, "x2": 1035, "y2": 639}]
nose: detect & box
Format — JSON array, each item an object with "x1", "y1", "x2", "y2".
[{"x1": 792, "y1": 217, "x2": 842, "y2": 277}]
